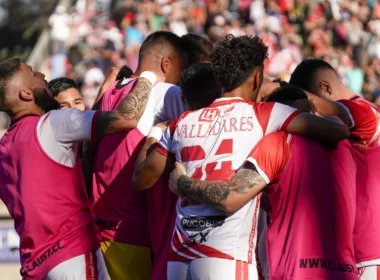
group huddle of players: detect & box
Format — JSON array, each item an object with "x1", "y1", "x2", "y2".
[{"x1": 0, "y1": 31, "x2": 379, "y2": 280}]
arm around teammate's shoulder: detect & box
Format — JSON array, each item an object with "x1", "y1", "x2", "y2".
[
  {"x1": 47, "y1": 72, "x2": 160, "y2": 142},
  {"x1": 169, "y1": 162, "x2": 268, "y2": 212},
  {"x1": 285, "y1": 112, "x2": 350, "y2": 144},
  {"x1": 94, "y1": 71, "x2": 163, "y2": 138}
]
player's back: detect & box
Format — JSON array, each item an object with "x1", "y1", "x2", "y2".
[
  {"x1": 92, "y1": 78, "x2": 185, "y2": 246},
  {"x1": 0, "y1": 115, "x2": 98, "y2": 279},
  {"x1": 265, "y1": 134, "x2": 357, "y2": 279},
  {"x1": 339, "y1": 96, "x2": 380, "y2": 265},
  {"x1": 158, "y1": 97, "x2": 299, "y2": 263}
]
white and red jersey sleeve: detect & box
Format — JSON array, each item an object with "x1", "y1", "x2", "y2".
[
  {"x1": 156, "y1": 112, "x2": 190, "y2": 157},
  {"x1": 157, "y1": 122, "x2": 176, "y2": 157},
  {"x1": 338, "y1": 97, "x2": 380, "y2": 150},
  {"x1": 245, "y1": 132, "x2": 292, "y2": 184},
  {"x1": 254, "y1": 102, "x2": 300, "y2": 135}
]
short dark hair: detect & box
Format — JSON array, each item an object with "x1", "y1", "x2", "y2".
[
  {"x1": 48, "y1": 77, "x2": 79, "y2": 98},
  {"x1": 138, "y1": 31, "x2": 186, "y2": 62},
  {"x1": 0, "y1": 58, "x2": 21, "y2": 111},
  {"x1": 180, "y1": 63, "x2": 222, "y2": 110},
  {"x1": 182, "y1": 33, "x2": 213, "y2": 65},
  {"x1": 289, "y1": 59, "x2": 336, "y2": 92},
  {"x1": 265, "y1": 84, "x2": 307, "y2": 106},
  {"x1": 272, "y1": 78, "x2": 288, "y2": 88},
  {"x1": 211, "y1": 34, "x2": 268, "y2": 92}
]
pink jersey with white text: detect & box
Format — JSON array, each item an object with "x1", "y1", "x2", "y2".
[
  {"x1": 157, "y1": 97, "x2": 299, "y2": 265},
  {"x1": 93, "y1": 78, "x2": 186, "y2": 247},
  {"x1": 0, "y1": 116, "x2": 99, "y2": 279},
  {"x1": 339, "y1": 97, "x2": 380, "y2": 266},
  {"x1": 247, "y1": 132, "x2": 358, "y2": 280}
]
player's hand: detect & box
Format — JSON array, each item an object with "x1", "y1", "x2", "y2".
[
  {"x1": 106, "y1": 67, "x2": 121, "y2": 81},
  {"x1": 116, "y1": 65, "x2": 133, "y2": 80},
  {"x1": 155, "y1": 121, "x2": 170, "y2": 132},
  {"x1": 169, "y1": 162, "x2": 187, "y2": 195}
]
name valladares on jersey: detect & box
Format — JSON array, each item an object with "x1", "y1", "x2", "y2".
[{"x1": 176, "y1": 117, "x2": 254, "y2": 139}]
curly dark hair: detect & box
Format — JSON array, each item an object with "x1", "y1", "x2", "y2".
[{"x1": 211, "y1": 34, "x2": 268, "y2": 92}]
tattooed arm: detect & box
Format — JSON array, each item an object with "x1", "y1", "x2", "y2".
[
  {"x1": 169, "y1": 162, "x2": 267, "y2": 212},
  {"x1": 94, "y1": 72, "x2": 159, "y2": 138}
]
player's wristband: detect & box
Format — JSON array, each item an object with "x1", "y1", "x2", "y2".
[
  {"x1": 147, "y1": 127, "x2": 163, "y2": 141},
  {"x1": 139, "y1": 71, "x2": 158, "y2": 86}
]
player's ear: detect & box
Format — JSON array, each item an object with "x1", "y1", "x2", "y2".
[
  {"x1": 161, "y1": 56, "x2": 171, "y2": 75},
  {"x1": 319, "y1": 80, "x2": 333, "y2": 97},
  {"x1": 19, "y1": 88, "x2": 33, "y2": 102},
  {"x1": 253, "y1": 68, "x2": 264, "y2": 94}
]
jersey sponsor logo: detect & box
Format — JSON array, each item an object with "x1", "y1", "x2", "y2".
[
  {"x1": 20, "y1": 241, "x2": 63, "y2": 276},
  {"x1": 187, "y1": 230, "x2": 210, "y2": 244},
  {"x1": 181, "y1": 216, "x2": 226, "y2": 232},
  {"x1": 299, "y1": 258, "x2": 359, "y2": 274},
  {"x1": 199, "y1": 108, "x2": 219, "y2": 122},
  {"x1": 198, "y1": 106, "x2": 235, "y2": 122}
]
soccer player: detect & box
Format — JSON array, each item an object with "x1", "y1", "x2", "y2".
[
  {"x1": 91, "y1": 31, "x2": 187, "y2": 280},
  {"x1": 133, "y1": 63, "x2": 222, "y2": 280},
  {"x1": 290, "y1": 59, "x2": 380, "y2": 278},
  {"x1": 48, "y1": 77, "x2": 85, "y2": 110},
  {"x1": 168, "y1": 86, "x2": 358, "y2": 279},
  {"x1": 0, "y1": 58, "x2": 158, "y2": 279},
  {"x1": 133, "y1": 35, "x2": 349, "y2": 279}
]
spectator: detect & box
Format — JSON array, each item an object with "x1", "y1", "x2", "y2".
[
  {"x1": 44, "y1": 0, "x2": 380, "y2": 107},
  {"x1": 48, "y1": 5, "x2": 71, "y2": 54}
]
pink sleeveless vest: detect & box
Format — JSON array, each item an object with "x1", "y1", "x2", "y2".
[
  {"x1": 0, "y1": 115, "x2": 99, "y2": 279},
  {"x1": 92, "y1": 79, "x2": 150, "y2": 246},
  {"x1": 267, "y1": 136, "x2": 358, "y2": 280}
]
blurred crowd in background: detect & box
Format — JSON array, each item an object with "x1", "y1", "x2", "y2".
[
  {"x1": 1, "y1": 0, "x2": 380, "y2": 139},
  {"x1": 46, "y1": 0, "x2": 380, "y2": 110}
]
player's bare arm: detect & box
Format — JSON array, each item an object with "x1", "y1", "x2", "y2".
[
  {"x1": 304, "y1": 90, "x2": 352, "y2": 127},
  {"x1": 95, "y1": 73, "x2": 158, "y2": 138},
  {"x1": 133, "y1": 122, "x2": 173, "y2": 191},
  {"x1": 133, "y1": 148, "x2": 175, "y2": 191},
  {"x1": 286, "y1": 112, "x2": 349, "y2": 144},
  {"x1": 170, "y1": 162, "x2": 267, "y2": 212}
]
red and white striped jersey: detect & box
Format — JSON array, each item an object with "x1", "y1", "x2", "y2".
[{"x1": 157, "y1": 97, "x2": 299, "y2": 264}]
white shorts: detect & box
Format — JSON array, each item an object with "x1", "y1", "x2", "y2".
[
  {"x1": 358, "y1": 266, "x2": 380, "y2": 280},
  {"x1": 45, "y1": 249, "x2": 110, "y2": 280},
  {"x1": 168, "y1": 258, "x2": 260, "y2": 280}
]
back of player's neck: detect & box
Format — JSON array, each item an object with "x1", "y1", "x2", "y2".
[
  {"x1": 223, "y1": 88, "x2": 243, "y2": 98},
  {"x1": 11, "y1": 107, "x2": 44, "y2": 121}
]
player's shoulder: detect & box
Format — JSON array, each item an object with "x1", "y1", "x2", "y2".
[
  {"x1": 152, "y1": 82, "x2": 181, "y2": 96},
  {"x1": 340, "y1": 96, "x2": 374, "y2": 111},
  {"x1": 40, "y1": 109, "x2": 94, "y2": 125},
  {"x1": 261, "y1": 132, "x2": 291, "y2": 146}
]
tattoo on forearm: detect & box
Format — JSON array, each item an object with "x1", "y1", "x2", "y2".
[
  {"x1": 96, "y1": 111, "x2": 120, "y2": 137},
  {"x1": 177, "y1": 168, "x2": 265, "y2": 208},
  {"x1": 116, "y1": 77, "x2": 152, "y2": 121},
  {"x1": 95, "y1": 77, "x2": 153, "y2": 137}
]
